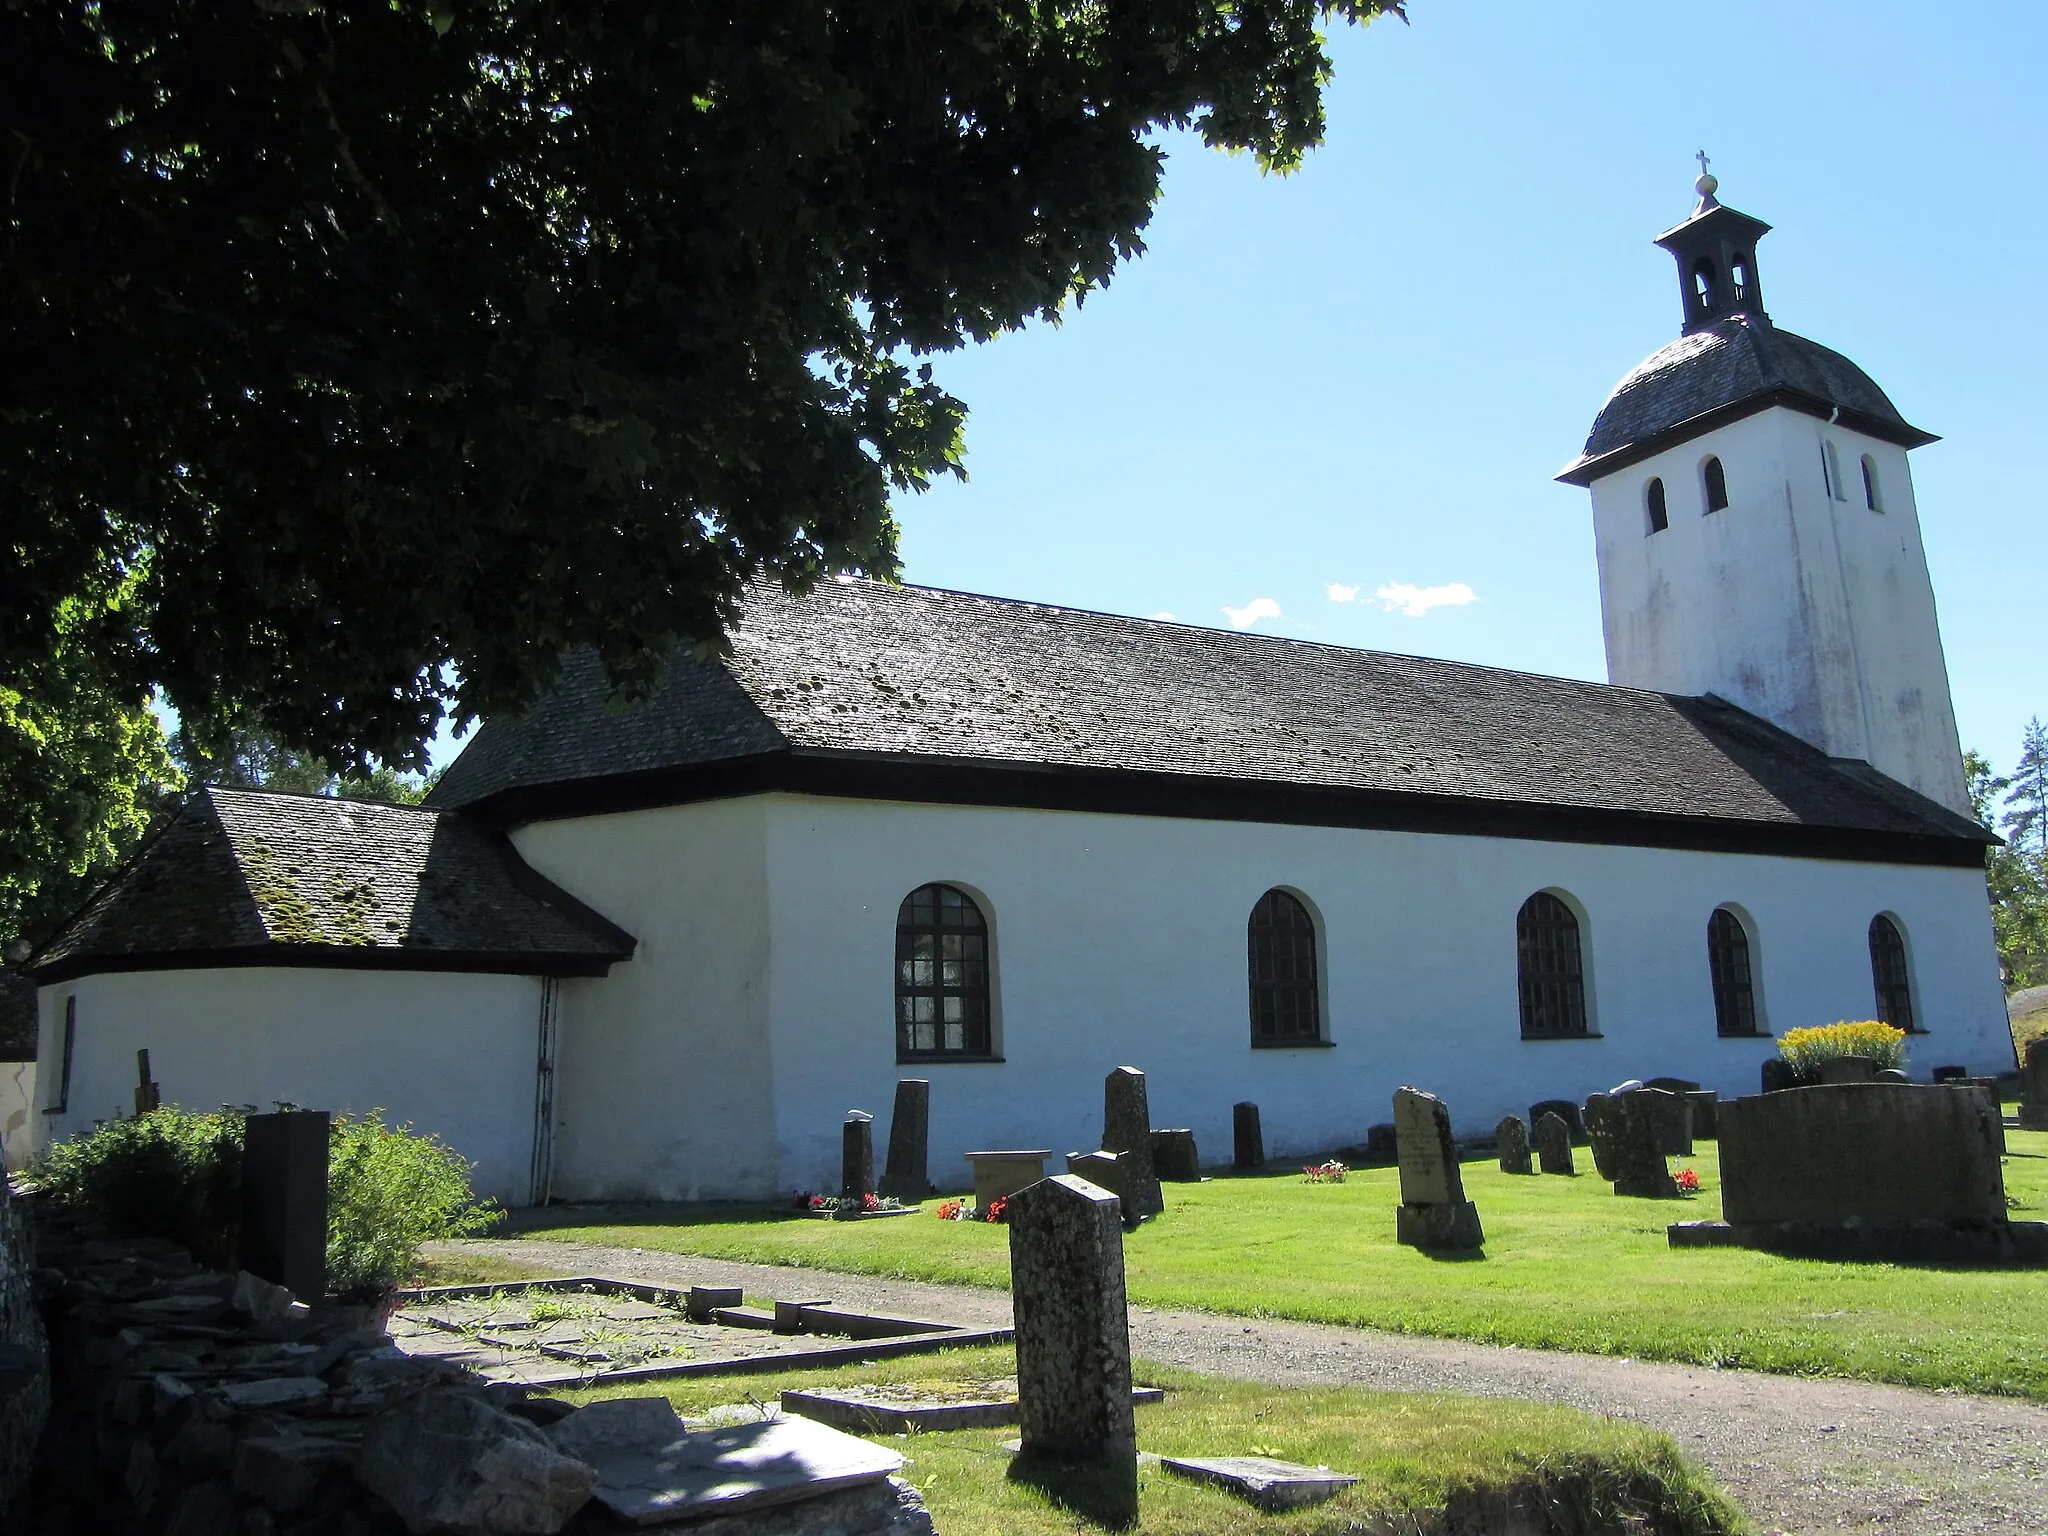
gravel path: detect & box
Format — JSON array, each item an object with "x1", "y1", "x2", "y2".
[{"x1": 438, "y1": 1237, "x2": 2048, "y2": 1536}]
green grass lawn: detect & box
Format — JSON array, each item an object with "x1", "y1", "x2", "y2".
[
  {"x1": 559, "y1": 1345, "x2": 1746, "y2": 1536},
  {"x1": 506, "y1": 1126, "x2": 2048, "y2": 1399}
]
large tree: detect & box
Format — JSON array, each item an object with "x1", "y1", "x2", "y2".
[
  {"x1": 1967, "y1": 747, "x2": 2048, "y2": 991},
  {"x1": 4, "y1": 0, "x2": 1404, "y2": 774}
]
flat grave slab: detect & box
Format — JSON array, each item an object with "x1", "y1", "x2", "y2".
[
  {"x1": 388, "y1": 1276, "x2": 1011, "y2": 1388},
  {"x1": 782, "y1": 1378, "x2": 1165, "y2": 1434},
  {"x1": 1158, "y1": 1454, "x2": 1358, "y2": 1512}
]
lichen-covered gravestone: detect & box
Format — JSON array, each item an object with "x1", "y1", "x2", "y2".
[
  {"x1": 1605, "y1": 1093, "x2": 1678, "y2": 1198},
  {"x1": 1064, "y1": 1151, "x2": 1139, "y2": 1228},
  {"x1": 1392, "y1": 1088, "x2": 1483, "y2": 1250},
  {"x1": 2021, "y1": 1039, "x2": 2048, "y2": 1132},
  {"x1": 1006, "y1": 1175, "x2": 1138, "y2": 1527},
  {"x1": 1582, "y1": 1093, "x2": 1617, "y2": 1179},
  {"x1": 879, "y1": 1080, "x2": 930, "y2": 1202},
  {"x1": 1099, "y1": 1067, "x2": 1164, "y2": 1222},
  {"x1": 1534, "y1": 1112, "x2": 1576, "y2": 1175},
  {"x1": 1495, "y1": 1116, "x2": 1532, "y2": 1175},
  {"x1": 1233, "y1": 1102, "x2": 1264, "y2": 1170},
  {"x1": 838, "y1": 1111, "x2": 874, "y2": 1220}
]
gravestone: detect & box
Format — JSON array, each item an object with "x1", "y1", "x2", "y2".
[
  {"x1": 1362, "y1": 1123, "x2": 1399, "y2": 1163},
  {"x1": 1604, "y1": 1094, "x2": 1677, "y2": 1198},
  {"x1": 1635, "y1": 1088, "x2": 1693, "y2": 1156},
  {"x1": 838, "y1": 1111, "x2": 874, "y2": 1219},
  {"x1": 1948, "y1": 1077, "x2": 2007, "y2": 1153},
  {"x1": 1685, "y1": 1089, "x2": 1719, "y2": 1139},
  {"x1": 1932, "y1": 1064, "x2": 1969, "y2": 1083},
  {"x1": 1816, "y1": 1056, "x2": 1879, "y2": 1085},
  {"x1": 1534, "y1": 1112, "x2": 1575, "y2": 1175},
  {"x1": 1232, "y1": 1102, "x2": 1264, "y2": 1170},
  {"x1": 1875, "y1": 1068, "x2": 1908, "y2": 1083},
  {"x1": 1099, "y1": 1067, "x2": 1165, "y2": 1221},
  {"x1": 878, "y1": 1080, "x2": 930, "y2": 1202},
  {"x1": 1007, "y1": 1175, "x2": 1138, "y2": 1525},
  {"x1": 964, "y1": 1151, "x2": 1051, "y2": 1211},
  {"x1": 1581, "y1": 1093, "x2": 1617, "y2": 1179},
  {"x1": 1392, "y1": 1088, "x2": 1483, "y2": 1250},
  {"x1": 1528, "y1": 1099, "x2": 1583, "y2": 1141},
  {"x1": 1064, "y1": 1151, "x2": 1141, "y2": 1229},
  {"x1": 1644, "y1": 1076, "x2": 1700, "y2": 1097},
  {"x1": 1760, "y1": 1058, "x2": 1797, "y2": 1094},
  {"x1": 1495, "y1": 1116, "x2": 1532, "y2": 1175},
  {"x1": 1150, "y1": 1129, "x2": 1201, "y2": 1182},
  {"x1": 240, "y1": 1109, "x2": 330, "y2": 1301},
  {"x1": 2022, "y1": 1039, "x2": 2048, "y2": 1131}
]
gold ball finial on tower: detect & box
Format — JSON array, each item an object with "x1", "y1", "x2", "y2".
[{"x1": 1693, "y1": 149, "x2": 1719, "y2": 201}]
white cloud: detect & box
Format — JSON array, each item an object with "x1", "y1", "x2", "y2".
[
  {"x1": 1325, "y1": 582, "x2": 1361, "y2": 604},
  {"x1": 1147, "y1": 610, "x2": 1176, "y2": 622},
  {"x1": 1375, "y1": 581, "x2": 1477, "y2": 618},
  {"x1": 1221, "y1": 596, "x2": 1282, "y2": 630}
]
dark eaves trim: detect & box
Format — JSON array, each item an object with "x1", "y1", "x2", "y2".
[
  {"x1": 1555, "y1": 387, "x2": 1940, "y2": 487},
  {"x1": 455, "y1": 748, "x2": 1989, "y2": 870},
  {"x1": 29, "y1": 943, "x2": 627, "y2": 988}
]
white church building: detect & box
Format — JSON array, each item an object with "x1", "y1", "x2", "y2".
[{"x1": 27, "y1": 177, "x2": 2012, "y2": 1204}]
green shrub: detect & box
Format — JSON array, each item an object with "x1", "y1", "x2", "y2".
[
  {"x1": 1777, "y1": 1019, "x2": 1907, "y2": 1082},
  {"x1": 30, "y1": 1106, "x2": 244, "y2": 1266},
  {"x1": 325, "y1": 1111, "x2": 499, "y2": 1297}
]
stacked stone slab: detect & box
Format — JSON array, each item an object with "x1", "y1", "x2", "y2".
[
  {"x1": 1233, "y1": 1103, "x2": 1264, "y2": 1170},
  {"x1": 2019, "y1": 1039, "x2": 2048, "y2": 1132},
  {"x1": 1392, "y1": 1088, "x2": 1483, "y2": 1250},
  {"x1": 1099, "y1": 1067, "x2": 1165, "y2": 1222},
  {"x1": 1007, "y1": 1175, "x2": 1139, "y2": 1526},
  {"x1": 1604, "y1": 1093, "x2": 1678, "y2": 1198},
  {"x1": 1534, "y1": 1113, "x2": 1575, "y2": 1175},
  {"x1": 1495, "y1": 1116, "x2": 1532, "y2": 1175},
  {"x1": 878, "y1": 1080, "x2": 930, "y2": 1202}
]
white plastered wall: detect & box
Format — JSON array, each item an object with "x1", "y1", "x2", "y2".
[
  {"x1": 1591, "y1": 408, "x2": 1968, "y2": 815},
  {"x1": 510, "y1": 798, "x2": 774, "y2": 1201},
  {"x1": 755, "y1": 794, "x2": 2008, "y2": 1196},
  {"x1": 31, "y1": 969, "x2": 543, "y2": 1203}
]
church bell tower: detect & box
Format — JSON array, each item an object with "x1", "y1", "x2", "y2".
[{"x1": 1558, "y1": 164, "x2": 1970, "y2": 817}]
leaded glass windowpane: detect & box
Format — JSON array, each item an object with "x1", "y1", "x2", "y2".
[
  {"x1": 1869, "y1": 915, "x2": 1915, "y2": 1032},
  {"x1": 1707, "y1": 907, "x2": 1758, "y2": 1037},
  {"x1": 1248, "y1": 889, "x2": 1320, "y2": 1044},
  {"x1": 1517, "y1": 892, "x2": 1588, "y2": 1038},
  {"x1": 896, "y1": 883, "x2": 992, "y2": 1059}
]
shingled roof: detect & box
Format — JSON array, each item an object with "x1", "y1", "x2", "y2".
[
  {"x1": 1557, "y1": 316, "x2": 1936, "y2": 485},
  {"x1": 32, "y1": 789, "x2": 634, "y2": 984},
  {"x1": 427, "y1": 579, "x2": 1990, "y2": 866}
]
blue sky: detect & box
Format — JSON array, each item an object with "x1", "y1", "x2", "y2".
[{"x1": 876, "y1": 0, "x2": 2045, "y2": 778}]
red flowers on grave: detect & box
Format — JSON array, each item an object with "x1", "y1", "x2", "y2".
[
  {"x1": 985, "y1": 1196, "x2": 1010, "y2": 1224},
  {"x1": 1676, "y1": 1168, "x2": 1701, "y2": 1195},
  {"x1": 934, "y1": 1199, "x2": 966, "y2": 1221},
  {"x1": 862, "y1": 1192, "x2": 882, "y2": 1213}
]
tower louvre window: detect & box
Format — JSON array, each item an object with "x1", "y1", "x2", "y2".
[
  {"x1": 1691, "y1": 258, "x2": 1718, "y2": 313},
  {"x1": 1869, "y1": 915, "x2": 1916, "y2": 1033},
  {"x1": 1702, "y1": 456, "x2": 1729, "y2": 513},
  {"x1": 1730, "y1": 253, "x2": 1752, "y2": 301},
  {"x1": 1645, "y1": 477, "x2": 1668, "y2": 533},
  {"x1": 1707, "y1": 908, "x2": 1759, "y2": 1037},
  {"x1": 1517, "y1": 892, "x2": 1589, "y2": 1039},
  {"x1": 1861, "y1": 454, "x2": 1883, "y2": 512}
]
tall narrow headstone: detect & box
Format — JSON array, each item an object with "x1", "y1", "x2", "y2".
[
  {"x1": 1392, "y1": 1088, "x2": 1483, "y2": 1249},
  {"x1": 878, "y1": 1080, "x2": 930, "y2": 1201},
  {"x1": 1232, "y1": 1102, "x2": 1264, "y2": 1170},
  {"x1": 1534, "y1": 1112, "x2": 1576, "y2": 1175},
  {"x1": 837, "y1": 1111, "x2": 874, "y2": 1220},
  {"x1": 1604, "y1": 1094, "x2": 1678, "y2": 1198},
  {"x1": 1099, "y1": 1067, "x2": 1164, "y2": 1221},
  {"x1": 1582, "y1": 1093, "x2": 1616, "y2": 1179},
  {"x1": 1007, "y1": 1175, "x2": 1138, "y2": 1525},
  {"x1": 2020, "y1": 1039, "x2": 2048, "y2": 1132},
  {"x1": 240, "y1": 1110, "x2": 330, "y2": 1301},
  {"x1": 1496, "y1": 1116, "x2": 1532, "y2": 1175}
]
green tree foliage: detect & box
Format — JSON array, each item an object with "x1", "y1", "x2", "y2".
[
  {"x1": 3, "y1": 0, "x2": 1405, "y2": 779},
  {"x1": 170, "y1": 726, "x2": 439, "y2": 805},
  {"x1": 2005, "y1": 717, "x2": 2048, "y2": 862},
  {"x1": 1967, "y1": 746, "x2": 2048, "y2": 990}
]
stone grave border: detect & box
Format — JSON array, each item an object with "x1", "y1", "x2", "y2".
[
  {"x1": 393, "y1": 1275, "x2": 1013, "y2": 1388},
  {"x1": 782, "y1": 1383, "x2": 1166, "y2": 1435}
]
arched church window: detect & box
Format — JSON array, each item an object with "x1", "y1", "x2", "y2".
[
  {"x1": 1707, "y1": 907, "x2": 1759, "y2": 1037},
  {"x1": 1823, "y1": 441, "x2": 1847, "y2": 502},
  {"x1": 1645, "y1": 477, "x2": 1668, "y2": 534},
  {"x1": 1730, "y1": 253, "x2": 1752, "y2": 301},
  {"x1": 1517, "y1": 892, "x2": 1589, "y2": 1039},
  {"x1": 1702, "y1": 456, "x2": 1729, "y2": 513},
  {"x1": 895, "y1": 883, "x2": 993, "y2": 1060},
  {"x1": 1861, "y1": 454, "x2": 1883, "y2": 512},
  {"x1": 1691, "y1": 258, "x2": 1718, "y2": 313},
  {"x1": 1868, "y1": 914, "x2": 1916, "y2": 1033},
  {"x1": 1248, "y1": 889, "x2": 1321, "y2": 1045}
]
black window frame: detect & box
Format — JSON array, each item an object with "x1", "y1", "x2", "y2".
[
  {"x1": 1645, "y1": 476, "x2": 1669, "y2": 534},
  {"x1": 1869, "y1": 914, "x2": 1917, "y2": 1033},
  {"x1": 1702, "y1": 455, "x2": 1729, "y2": 513},
  {"x1": 1517, "y1": 892, "x2": 1591, "y2": 1039},
  {"x1": 1707, "y1": 907, "x2": 1760, "y2": 1037},
  {"x1": 1247, "y1": 888, "x2": 1323, "y2": 1047},
  {"x1": 894, "y1": 883, "x2": 996, "y2": 1062}
]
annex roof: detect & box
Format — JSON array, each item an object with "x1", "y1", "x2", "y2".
[
  {"x1": 427, "y1": 578, "x2": 1990, "y2": 867},
  {"x1": 32, "y1": 788, "x2": 634, "y2": 984},
  {"x1": 1557, "y1": 316, "x2": 1936, "y2": 485}
]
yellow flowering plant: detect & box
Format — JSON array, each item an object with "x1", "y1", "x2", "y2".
[{"x1": 1777, "y1": 1020, "x2": 1907, "y2": 1082}]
